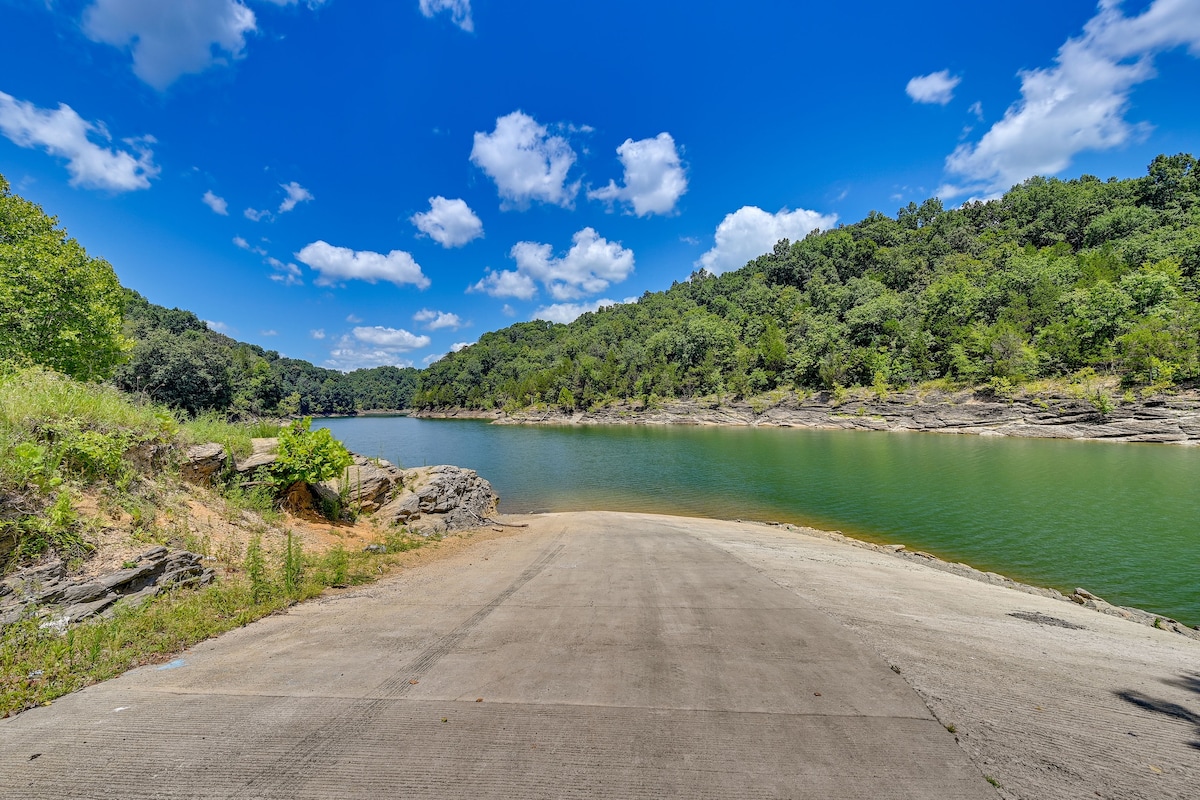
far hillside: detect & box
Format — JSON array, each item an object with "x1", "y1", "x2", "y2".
[
  {"x1": 414, "y1": 154, "x2": 1200, "y2": 411},
  {"x1": 0, "y1": 171, "x2": 418, "y2": 419}
]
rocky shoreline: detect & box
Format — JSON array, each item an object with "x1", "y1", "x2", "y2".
[{"x1": 416, "y1": 386, "x2": 1200, "y2": 445}]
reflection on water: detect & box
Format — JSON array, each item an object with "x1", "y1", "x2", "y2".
[{"x1": 317, "y1": 416, "x2": 1200, "y2": 625}]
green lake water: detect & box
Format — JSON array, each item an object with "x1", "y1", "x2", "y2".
[{"x1": 316, "y1": 416, "x2": 1200, "y2": 626}]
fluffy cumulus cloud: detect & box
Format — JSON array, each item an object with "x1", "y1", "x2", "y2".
[
  {"x1": 588, "y1": 132, "x2": 687, "y2": 216},
  {"x1": 296, "y1": 241, "x2": 430, "y2": 288},
  {"x1": 326, "y1": 325, "x2": 430, "y2": 371},
  {"x1": 410, "y1": 196, "x2": 483, "y2": 248},
  {"x1": 450, "y1": 341, "x2": 475, "y2": 352},
  {"x1": 532, "y1": 298, "x2": 624, "y2": 325},
  {"x1": 82, "y1": 0, "x2": 257, "y2": 90},
  {"x1": 698, "y1": 206, "x2": 837, "y2": 274},
  {"x1": 350, "y1": 325, "x2": 430, "y2": 350},
  {"x1": 470, "y1": 111, "x2": 579, "y2": 209},
  {"x1": 941, "y1": 0, "x2": 1200, "y2": 198},
  {"x1": 470, "y1": 268, "x2": 538, "y2": 300},
  {"x1": 310, "y1": 328, "x2": 325, "y2": 339},
  {"x1": 413, "y1": 308, "x2": 463, "y2": 330},
  {"x1": 278, "y1": 181, "x2": 313, "y2": 213},
  {"x1": 0, "y1": 91, "x2": 159, "y2": 191},
  {"x1": 905, "y1": 70, "x2": 961, "y2": 105},
  {"x1": 471, "y1": 227, "x2": 634, "y2": 301},
  {"x1": 201, "y1": 190, "x2": 228, "y2": 215},
  {"x1": 418, "y1": 0, "x2": 473, "y2": 32}
]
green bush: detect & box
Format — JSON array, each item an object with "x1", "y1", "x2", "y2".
[{"x1": 269, "y1": 418, "x2": 352, "y2": 487}]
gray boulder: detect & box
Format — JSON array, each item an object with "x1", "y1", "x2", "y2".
[
  {"x1": 376, "y1": 465, "x2": 498, "y2": 531},
  {"x1": 319, "y1": 455, "x2": 402, "y2": 513}
]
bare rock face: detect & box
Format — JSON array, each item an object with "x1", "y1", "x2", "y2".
[
  {"x1": 181, "y1": 443, "x2": 228, "y2": 484},
  {"x1": 376, "y1": 465, "x2": 498, "y2": 532},
  {"x1": 319, "y1": 456, "x2": 402, "y2": 514},
  {"x1": 0, "y1": 547, "x2": 215, "y2": 628},
  {"x1": 235, "y1": 438, "x2": 280, "y2": 474}
]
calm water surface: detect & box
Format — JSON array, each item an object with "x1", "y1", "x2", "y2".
[{"x1": 317, "y1": 416, "x2": 1200, "y2": 625}]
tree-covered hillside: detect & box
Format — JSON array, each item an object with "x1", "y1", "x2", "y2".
[
  {"x1": 118, "y1": 291, "x2": 420, "y2": 416},
  {"x1": 0, "y1": 174, "x2": 418, "y2": 417},
  {"x1": 415, "y1": 155, "x2": 1200, "y2": 410}
]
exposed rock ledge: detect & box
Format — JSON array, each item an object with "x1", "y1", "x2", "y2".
[
  {"x1": 1, "y1": 546, "x2": 214, "y2": 628},
  {"x1": 420, "y1": 387, "x2": 1200, "y2": 445}
]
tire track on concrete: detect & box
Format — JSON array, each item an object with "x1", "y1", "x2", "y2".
[{"x1": 231, "y1": 533, "x2": 566, "y2": 799}]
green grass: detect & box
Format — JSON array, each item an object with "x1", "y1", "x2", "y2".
[
  {"x1": 178, "y1": 411, "x2": 280, "y2": 461},
  {"x1": 0, "y1": 366, "x2": 175, "y2": 491},
  {"x1": 0, "y1": 529, "x2": 434, "y2": 717}
]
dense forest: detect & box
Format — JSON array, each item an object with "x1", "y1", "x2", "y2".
[
  {"x1": 117, "y1": 291, "x2": 420, "y2": 416},
  {"x1": 0, "y1": 173, "x2": 418, "y2": 417},
  {"x1": 414, "y1": 154, "x2": 1200, "y2": 411}
]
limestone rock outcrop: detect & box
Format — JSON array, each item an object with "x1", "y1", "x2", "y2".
[
  {"x1": 181, "y1": 443, "x2": 229, "y2": 484},
  {"x1": 376, "y1": 465, "x2": 498, "y2": 532},
  {"x1": 235, "y1": 437, "x2": 279, "y2": 473},
  {"x1": 318, "y1": 456, "x2": 403, "y2": 514},
  {"x1": 0, "y1": 546, "x2": 214, "y2": 628}
]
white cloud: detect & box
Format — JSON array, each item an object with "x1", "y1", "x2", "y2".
[
  {"x1": 351, "y1": 325, "x2": 430, "y2": 350},
  {"x1": 202, "y1": 189, "x2": 228, "y2": 215},
  {"x1": 326, "y1": 325, "x2": 429, "y2": 371},
  {"x1": 413, "y1": 308, "x2": 463, "y2": 330},
  {"x1": 587, "y1": 132, "x2": 687, "y2": 216},
  {"x1": 418, "y1": 0, "x2": 473, "y2": 32},
  {"x1": 940, "y1": 0, "x2": 1200, "y2": 198},
  {"x1": 82, "y1": 0, "x2": 257, "y2": 90},
  {"x1": 501, "y1": 304, "x2": 516, "y2": 317},
  {"x1": 450, "y1": 341, "x2": 475, "y2": 352},
  {"x1": 266, "y1": 256, "x2": 302, "y2": 285},
  {"x1": 260, "y1": 329, "x2": 278, "y2": 336},
  {"x1": 203, "y1": 319, "x2": 232, "y2": 334},
  {"x1": 326, "y1": 347, "x2": 415, "y2": 371},
  {"x1": 906, "y1": 69, "x2": 961, "y2": 105},
  {"x1": 0, "y1": 91, "x2": 158, "y2": 191},
  {"x1": 470, "y1": 111, "x2": 579, "y2": 209},
  {"x1": 346, "y1": 314, "x2": 363, "y2": 323},
  {"x1": 244, "y1": 207, "x2": 272, "y2": 222},
  {"x1": 698, "y1": 206, "x2": 837, "y2": 274},
  {"x1": 968, "y1": 101, "x2": 984, "y2": 120},
  {"x1": 533, "y1": 298, "x2": 621, "y2": 325},
  {"x1": 410, "y1": 196, "x2": 483, "y2": 248},
  {"x1": 278, "y1": 180, "x2": 312, "y2": 213},
  {"x1": 296, "y1": 241, "x2": 430, "y2": 288},
  {"x1": 310, "y1": 328, "x2": 326, "y2": 339},
  {"x1": 233, "y1": 235, "x2": 251, "y2": 249},
  {"x1": 471, "y1": 228, "x2": 634, "y2": 300},
  {"x1": 469, "y1": 268, "x2": 538, "y2": 300}
]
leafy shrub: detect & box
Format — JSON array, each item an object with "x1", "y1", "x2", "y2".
[{"x1": 269, "y1": 418, "x2": 352, "y2": 487}]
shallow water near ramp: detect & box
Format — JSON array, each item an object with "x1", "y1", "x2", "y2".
[{"x1": 317, "y1": 415, "x2": 1200, "y2": 625}]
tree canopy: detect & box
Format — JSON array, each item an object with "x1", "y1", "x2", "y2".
[
  {"x1": 414, "y1": 155, "x2": 1200, "y2": 410},
  {"x1": 0, "y1": 175, "x2": 128, "y2": 380}
]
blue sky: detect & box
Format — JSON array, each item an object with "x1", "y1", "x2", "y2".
[{"x1": 2, "y1": 0, "x2": 1199, "y2": 370}]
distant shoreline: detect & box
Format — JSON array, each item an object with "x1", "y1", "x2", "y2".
[{"x1": 412, "y1": 386, "x2": 1200, "y2": 445}]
